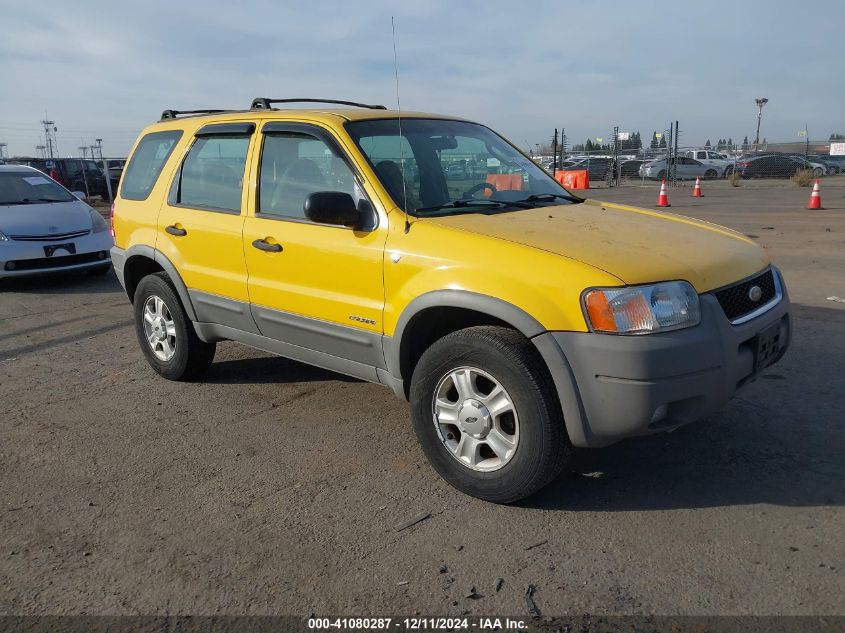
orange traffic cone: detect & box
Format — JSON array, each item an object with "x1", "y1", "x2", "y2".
[
  {"x1": 692, "y1": 177, "x2": 703, "y2": 197},
  {"x1": 807, "y1": 179, "x2": 823, "y2": 210},
  {"x1": 657, "y1": 179, "x2": 671, "y2": 207}
]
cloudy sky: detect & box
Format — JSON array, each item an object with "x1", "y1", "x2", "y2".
[{"x1": 1, "y1": 0, "x2": 842, "y2": 158}]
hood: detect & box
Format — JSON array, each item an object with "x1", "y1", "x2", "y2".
[
  {"x1": 424, "y1": 198, "x2": 768, "y2": 292},
  {"x1": 0, "y1": 200, "x2": 93, "y2": 236}
]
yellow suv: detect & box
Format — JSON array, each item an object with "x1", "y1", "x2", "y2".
[{"x1": 111, "y1": 98, "x2": 790, "y2": 502}]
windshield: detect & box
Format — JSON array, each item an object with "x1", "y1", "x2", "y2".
[
  {"x1": 0, "y1": 171, "x2": 75, "y2": 205},
  {"x1": 345, "y1": 118, "x2": 577, "y2": 215}
]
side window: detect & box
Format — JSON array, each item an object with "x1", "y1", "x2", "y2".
[
  {"x1": 174, "y1": 135, "x2": 250, "y2": 213},
  {"x1": 121, "y1": 131, "x2": 182, "y2": 201},
  {"x1": 356, "y1": 134, "x2": 420, "y2": 211},
  {"x1": 63, "y1": 159, "x2": 83, "y2": 181},
  {"x1": 258, "y1": 132, "x2": 367, "y2": 221}
]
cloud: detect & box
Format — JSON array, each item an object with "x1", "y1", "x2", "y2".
[{"x1": 0, "y1": 0, "x2": 843, "y2": 157}]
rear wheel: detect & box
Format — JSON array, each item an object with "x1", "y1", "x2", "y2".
[
  {"x1": 813, "y1": 167, "x2": 824, "y2": 178},
  {"x1": 657, "y1": 169, "x2": 667, "y2": 179},
  {"x1": 133, "y1": 272, "x2": 215, "y2": 380},
  {"x1": 704, "y1": 169, "x2": 718, "y2": 179},
  {"x1": 410, "y1": 326, "x2": 571, "y2": 503}
]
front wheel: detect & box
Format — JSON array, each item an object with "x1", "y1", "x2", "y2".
[
  {"x1": 813, "y1": 167, "x2": 824, "y2": 178},
  {"x1": 410, "y1": 326, "x2": 571, "y2": 503},
  {"x1": 704, "y1": 169, "x2": 718, "y2": 179},
  {"x1": 133, "y1": 272, "x2": 215, "y2": 380}
]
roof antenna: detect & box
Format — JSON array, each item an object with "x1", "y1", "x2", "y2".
[{"x1": 391, "y1": 16, "x2": 410, "y2": 234}]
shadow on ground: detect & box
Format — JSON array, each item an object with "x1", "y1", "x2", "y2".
[
  {"x1": 204, "y1": 354, "x2": 362, "y2": 385},
  {"x1": 0, "y1": 269, "x2": 121, "y2": 295}
]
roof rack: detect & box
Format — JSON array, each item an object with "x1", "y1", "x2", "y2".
[
  {"x1": 160, "y1": 109, "x2": 229, "y2": 121},
  {"x1": 250, "y1": 98, "x2": 387, "y2": 111}
]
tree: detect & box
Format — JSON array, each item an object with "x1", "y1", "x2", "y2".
[
  {"x1": 659, "y1": 135, "x2": 667, "y2": 149},
  {"x1": 727, "y1": 137, "x2": 733, "y2": 148},
  {"x1": 742, "y1": 135, "x2": 749, "y2": 150},
  {"x1": 650, "y1": 131, "x2": 659, "y2": 149},
  {"x1": 705, "y1": 139, "x2": 711, "y2": 148},
  {"x1": 831, "y1": 133, "x2": 845, "y2": 140}
]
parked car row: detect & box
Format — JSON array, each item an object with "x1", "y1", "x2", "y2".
[
  {"x1": 551, "y1": 150, "x2": 844, "y2": 182},
  {"x1": 4, "y1": 157, "x2": 127, "y2": 200}
]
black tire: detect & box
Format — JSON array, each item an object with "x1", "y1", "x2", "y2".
[
  {"x1": 133, "y1": 272, "x2": 215, "y2": 381},
  {"x1": 723, "y1": 166, "x2": 734, "y2": 178},
  {"x1": 86, "y1": 264, "x2": 112, "y2": 276},
  {"x1": 657, "y1": 169, "x2": 667, "y2": 179},
  {"x1": 704, "y1": 169, "x2": 717, "y2": 179},
  {"x1": 409, "y1": 326, "x2": 571, "y2": 503}
]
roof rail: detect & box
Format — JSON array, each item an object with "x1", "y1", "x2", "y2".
[
  {"x1": 160, "y1": 109, "x2": 229, "y2": 121},
  {"x1": 250, "y1": 98, "x2": 387, "y2": 111}
]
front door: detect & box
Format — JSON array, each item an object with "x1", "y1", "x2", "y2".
[
  {"x1": 242, "y1": 122, "x2": 386, "y2": 367},
  {"x1": 156, "y1": 121, "x2": 257, "y2": 331}
]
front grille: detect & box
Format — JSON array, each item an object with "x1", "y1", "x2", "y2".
[
  {"x1": 10, "y1": 230, "x2": 91, "y2": 241},
  {"x1": 713, "y1": 269, "x2": 778, "y2": 322},
  {"x1": 4, "y1": 251, "x2": 107, "y2": 272}
]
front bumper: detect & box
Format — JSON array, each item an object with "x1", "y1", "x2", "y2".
[
  {"x1": 0, "y1": 232, "x2": 113, "y2": 278},
  {"x1": 533, "y1": 275, "x2": 791, "y2": 448}
]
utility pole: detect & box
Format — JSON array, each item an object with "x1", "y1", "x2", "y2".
[
  {"x1": 804, "y1": 123, "x2": 809, "y2": 158},
  {"x1": 41, "y1": 116, "x2": 58, "y2": 158},
  {"x1": 552, "y1": 128, "x2": 558, "y2": 173},
  {"x1": 95, "y1": 138, "x2": 104, "y2": 160},
  {"x1": 560, "y1": 127, "x2": 567, "y2": 164},
  {"x1": 35, "y1": 144, "x2": 46, "y2": 158},
  {"x1": 0, "y1": 141, "x2": 7, "y2": 159},
  {"x1": 754, "y1": 97, "x2": 768, "y2": 150}
]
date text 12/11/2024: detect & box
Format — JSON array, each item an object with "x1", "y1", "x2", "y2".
[{"x1": 307, "y1": 617, "x2": 529, "y2": 630}]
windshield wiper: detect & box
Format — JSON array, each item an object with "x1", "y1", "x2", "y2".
[
  {"x1": 519, "y1": 193, "x2": 583, "y2": 204},
  {"x1": 415, "y1": 198, "x2": 534, "y2": 216}
]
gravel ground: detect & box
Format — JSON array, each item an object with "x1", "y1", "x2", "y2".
[{"x1": 1, "y1": 179, "x2": 843, "y2": 617}]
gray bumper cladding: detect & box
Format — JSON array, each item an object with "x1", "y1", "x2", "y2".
[{"x1": 534, "y1": 291, "x2": 791, "y2": 448}]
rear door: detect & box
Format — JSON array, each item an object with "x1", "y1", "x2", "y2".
[{"x1": 156, "y1": 121, "x2": 257, "y2": 331}]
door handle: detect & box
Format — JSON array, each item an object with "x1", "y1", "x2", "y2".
[
  {"x1": 165, "y1": 225, "x2": 187, "y2": 237},
  {"x1": 252, "y1": 238, "x2": 282, "y2": 253}
]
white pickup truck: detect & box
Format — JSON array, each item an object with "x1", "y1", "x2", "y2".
[{"x1": 683, "y1": 149, "x2": 734, "y2": 176}]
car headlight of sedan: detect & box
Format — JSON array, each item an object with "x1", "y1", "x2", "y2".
[
  {"x1": 583, "y1": 281, "x2": 700, "y2": 334},
  {"x1": 89, "y1": 209, "x2": 109, "y2": 233},
  {"x1": 0, "y1": 230, "x2": 8, "y2": 242}
]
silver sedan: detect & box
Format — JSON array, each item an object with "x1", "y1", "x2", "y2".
[
  {"x1": 0, "y1": 165, "x2": 113, "y2": 278},
  {"x1": 639, "y1": 157, "x2": 723, "y2": 180}
]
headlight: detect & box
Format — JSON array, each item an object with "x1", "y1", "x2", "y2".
[
  {"x1": 0, "y1": 230, "x2": 8, "y2": 242},
  {"x1": 583, "y1": 281, "x2": 700, "y2": 334},
  {"x1": 89, "y1": 209, "x2": 109, "y2": 233}
]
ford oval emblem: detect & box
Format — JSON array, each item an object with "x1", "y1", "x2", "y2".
[{"x1": 748, "y1": 285, "x2": 763, "y2": 302}]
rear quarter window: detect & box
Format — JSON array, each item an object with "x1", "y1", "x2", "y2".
[{"x1": 121, "y1": 130, "x2": 183, "y2": 201}]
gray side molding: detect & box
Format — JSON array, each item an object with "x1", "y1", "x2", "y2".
[
  {"x1": 385, "y1": 289, "x2": 547, "y2": 382},
  {"x1": 121, "y1": 244, "x2": 198, "y2": 322}
]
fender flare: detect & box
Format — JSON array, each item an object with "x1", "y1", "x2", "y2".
[
  {"x1": 121, "y1": 244, "x2": 198, "y2": 321},
  {"x1": 385, "y1": 289, "x2": 546, "y2": 381}
]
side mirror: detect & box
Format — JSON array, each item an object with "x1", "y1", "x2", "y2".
[
  {"x1": 71, "y1": 191, "x2": 88, "y2": 201},
  {"x1": 303, "y1": 191, "x2": 359, "y2": 227}
]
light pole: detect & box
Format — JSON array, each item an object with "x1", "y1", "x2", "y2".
[
  {"x1": 95, "y1": 138, "x2": 103, "y2": 160},
  {"x1": 754, "y1": 97, "x2": 768, "y2": 150}
]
